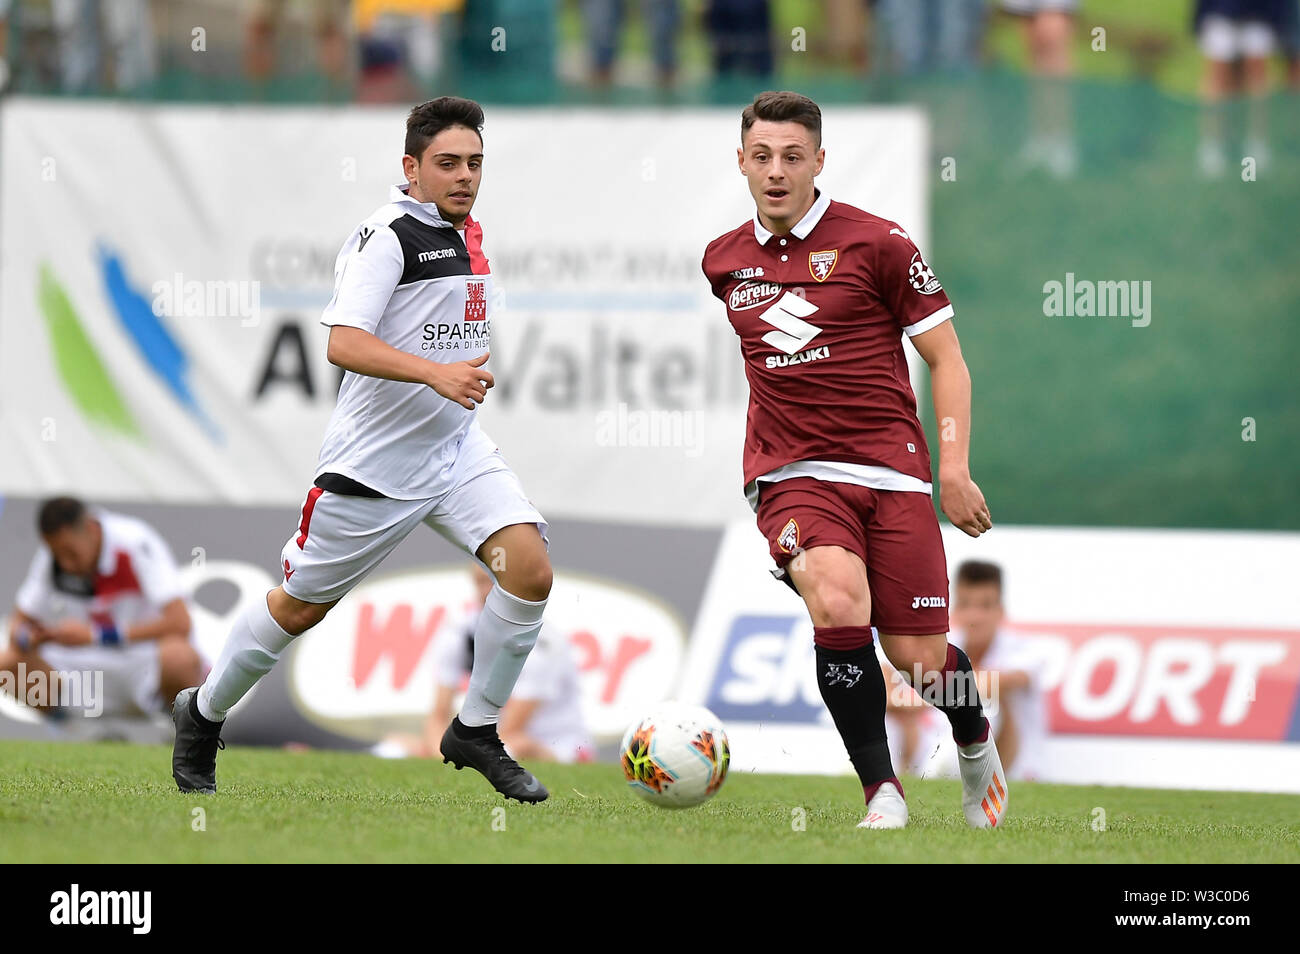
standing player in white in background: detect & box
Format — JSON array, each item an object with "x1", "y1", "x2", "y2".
[{"x1": 171, "y1": 98, "x2": 554, "y2": 803}]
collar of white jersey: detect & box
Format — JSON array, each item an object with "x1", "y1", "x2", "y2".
[
  {"x1": 390, "y1": 182, "x2": 459, "y2": 229},
  {"x1": 753, "y1": 189, "x2": 830, "y2": 245}
]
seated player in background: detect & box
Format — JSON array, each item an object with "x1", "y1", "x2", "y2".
[
  {"x1": 947, "y1": 560, "x2": 1046, "y2": 780},
  {"x1": 1, "y1": 497, "x2": 200, "y2": 723},
  {"x1": 377, "y1": 564, "x2": 593, "y2": 763}
]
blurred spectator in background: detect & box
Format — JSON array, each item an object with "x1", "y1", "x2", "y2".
[
  {"x1": 1004, "y1": 0, "x2": 1077, "y2": 177},
  {"x1": 1, "y1": 497, "x2": 200, "y2": 725},
  {"x1": 1286, "y1": 0, "x2": 1300, "y2": 88},
  {"x1": 584, "y1": 0, "x2": 681, "y2": 88},
  {"x1": 706, "y1": 0, "x2": 773, "y2": 77},
  {"x1": 876, "y1": 0, "x2": 986, "y2": 74},
  {"x1": 51, "y1": 0, "x2": 156, "y2": 93},
  {"x1": 245, "y1": 0, "x2": 350, "y2": 89},
  {"x1": 376, "y1": 564, "x2": 593, "y2": 763},
  {"x1": 0, "y1": 0, "x2": 10, "y2": 92},
  {"x1": 948, "y1": 560, "x2": 1046, "y2": 780},
  {"x1": 1194, "y1": 0, "x2": 1293, "y2": 175},
  {"x1": 355, "y1": 0, "x2": 463, "y2": 103}
]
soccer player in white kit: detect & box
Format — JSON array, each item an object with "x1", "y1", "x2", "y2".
[{"x1": 172, "y1": 97, "x2": 555, "y2": 803}]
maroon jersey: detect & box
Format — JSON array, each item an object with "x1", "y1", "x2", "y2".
[{"x1": 702, "y1": 192, "x2": 954, "y2": 493}]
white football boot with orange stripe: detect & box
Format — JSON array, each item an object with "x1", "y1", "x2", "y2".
[
  {"x1": 856, "y1": 780, "x2": 908, "y2": 830},
  {"x1": 958, "y1": 735, "x2": 1008, "y2": 828}
]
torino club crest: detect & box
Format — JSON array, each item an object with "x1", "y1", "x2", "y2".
[{"x1": 808, "y1": 249, "x2": 838, "y2": 282}]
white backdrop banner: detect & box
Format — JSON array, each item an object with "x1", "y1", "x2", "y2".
[
  {"x1": 680, "y1": 523, "x2": 1300, "y2": 793},
  {"x1": 0, "y1": 98, "x2": 928, "y2": 526}
]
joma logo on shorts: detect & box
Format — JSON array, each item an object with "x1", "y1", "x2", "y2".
[{"x1": 911, "y1": 596, "x2": 946, "y2": 609}]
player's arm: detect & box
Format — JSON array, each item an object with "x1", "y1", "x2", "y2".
[
  {"x1": 7, "y1": 608, "x2": 48, "y2": 650},
  {"x1": 119, "y1": 598, "x2": 191, "y2": 644},
  {"x1": 326, "y1": 325, "x2": 492, "y2": 411},
  {"x1": 978, "y1": 667, "x2": 1032, "y2": 692},
  {"x1": 37, "y1": 600, "x2": 191, "y2": 647},
  {"x1": 910, "y1": 321, "x2": 992, "y2": 538}
]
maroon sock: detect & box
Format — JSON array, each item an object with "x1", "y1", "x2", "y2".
[{"x1": 924, "y1": 644, "x2": 989, "y2": 747}]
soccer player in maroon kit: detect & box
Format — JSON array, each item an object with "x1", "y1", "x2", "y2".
[{"x1": 702, "y1": 91, "x2": 1008, "y2": 829}]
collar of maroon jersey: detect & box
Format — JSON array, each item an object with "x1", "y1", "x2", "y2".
[
  {"x1": 389, "y1": 182, "x2": 464, "y2": 232},
  {"x1": 753, "y1": 189, "x2": 831, "y2": 245}
]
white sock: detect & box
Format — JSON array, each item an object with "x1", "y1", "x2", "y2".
[
  {"x1": 458, "y1": 584, "x2": 547, "y2": 727},
  {"x1": 196, "y1": 592, "x2": 294, "y2": 723}
]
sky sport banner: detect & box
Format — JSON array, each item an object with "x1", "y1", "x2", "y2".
[
  {"x1": 0, "y1": 97, "x2": 928, "y2": 526},
  {"x1": 680, "y1": 523, "x2": 1300, "y2": 793}
]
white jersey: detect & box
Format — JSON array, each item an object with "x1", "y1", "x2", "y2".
[
  {"x1": 15, "y1": 509, "x2": 190, "y2": 633},
  {"x1": 317, "y1": 183, "x2": 495, "y2": 499},
  {"x1": 433, "y1": 614, "x2": 592, "y2": 763}
]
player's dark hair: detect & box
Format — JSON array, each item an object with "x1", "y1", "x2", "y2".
[
  {"x1": 955, "y1": 560, "x2": 1003, "y2": 594},
  {"x1": 405, "y1": 97, "x2": 485, "y2": 160},
  {"x1": 741, "y1": 91, "x2": 822, "y2": 147},
  {"x1": 38, "y1": 496, "x2": 86, "y2": 536}
]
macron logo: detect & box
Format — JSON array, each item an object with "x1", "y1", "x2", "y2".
[
  {"x1": 757, "y1": 291, "x2": 822, "y2": 355},
  {"x1": 50, "y1": 884, "x2": 151, "y2": 935},
  {"x1": 418, "y1": 248, "x2": 458, "y2": 263}
]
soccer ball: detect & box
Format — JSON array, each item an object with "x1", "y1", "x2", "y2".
[{"x1": 619, "y1": 702, "x2": 730, "y2": 808}]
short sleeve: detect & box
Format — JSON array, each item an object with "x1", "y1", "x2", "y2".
[
  {"x1": 131, "y1": 525, "x2": 187, "y2": 607},
  {"x1": 320, "y1": 223, "x2": 404, "y2": 334},
  {"x1": 701, "y1": 238, "x2": 729, "y2": 302},
  {"x1": 873, "y1": 224, "x2": 954, "y2": 337},
  {"x1": 14, "y1": 548, "x2": 53, "y2": 619}
]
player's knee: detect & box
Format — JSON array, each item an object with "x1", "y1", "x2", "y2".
[
  {"x1": 277, "y1": 599, "x2": 331, "y2": 636},
  {"x1": 505, "y1": 555, "x2": 552, "y2": 603},
  {"x1": 804, "y1": 579, "x2": 869, "y2": 628}
]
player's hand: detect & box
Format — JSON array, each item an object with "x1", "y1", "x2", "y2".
[
  {"x1": 44, "y1": 621, "x2": 96, "y2": 646},
  {"x1": 940, "y1": 472, "x2": 992, "y2": 537},
  {"x1": 429, "y1": 352, "x2": 494, "y2": 410}
]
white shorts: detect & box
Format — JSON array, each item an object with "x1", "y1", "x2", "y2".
[
  {"x1": 1200, "y1": 15, "x2": 1277, "y2": 61},
  {"x1": 282, "y1": 429, "x2": 547, "y2": 604},
  {"x1": 38, "y1": 642, "x2": 161, "y2": 717}
]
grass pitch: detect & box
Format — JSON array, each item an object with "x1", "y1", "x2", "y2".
[{"x1": 1, "y1": 740, "x2": 1296, "y2": 863}]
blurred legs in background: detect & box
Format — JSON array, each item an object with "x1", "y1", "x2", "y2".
[
  {"x1": 877, "y1": 0, "x2": 986, "y2": 74},
  {"x1": 1005, "y1": 0, "x2": 1077, "y2": 178},
  {"x1": 706, "y1": 0, "x2": 773, "y2": 77},
  {"x1": 51, "y1": 0, "x2": 156, "y2": 94},
  {"x1": 1197, "y1": 13, "x2": 1277, "y2": 177},
  {"x1": 245, "y1": 0, "x2": 351, "y2": 89},
  {"x1": 584, "y1": 0, "x2": 681, "y2": 88}
]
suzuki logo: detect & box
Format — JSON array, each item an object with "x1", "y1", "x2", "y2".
[{"x1": 757, "y1": 292, "x2": 822, "y2": 356}]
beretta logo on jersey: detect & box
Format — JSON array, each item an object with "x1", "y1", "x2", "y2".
[
  {"x1": 808, "y1": 249, "x2": 838, "y2": 282},
  {"x1": 908, "y1": 251, "x2": 942, "y2": 294},
  {"x1": 729, "y1": 279, "x2": 783, "y2": 312}
]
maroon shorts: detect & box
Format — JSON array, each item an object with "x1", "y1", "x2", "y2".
[{"x1": 755, "y1": 477, "x2": 950, "y2": 635}]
